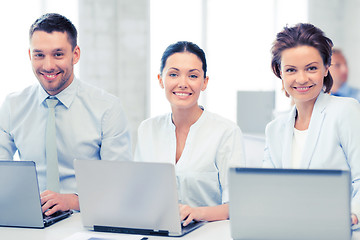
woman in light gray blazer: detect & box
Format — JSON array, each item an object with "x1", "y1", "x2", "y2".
[{"x1": 263, "y1": 23, "x2": 360, "y2": 225}]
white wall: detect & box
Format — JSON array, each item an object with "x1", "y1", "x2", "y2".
[
  {"x1": 308, "y1": 0, "x2": 360, "y2": 88},
  {"x1": 79, "y1": 0, "x2": 150, "y2": 149},
  {"x1": 0, "y1": 0, "x2": 80, "y2": 105}
]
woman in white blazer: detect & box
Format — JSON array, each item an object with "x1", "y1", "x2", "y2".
[{"x1": 263, "y1": 23, "x2": 360, "y2": 225}]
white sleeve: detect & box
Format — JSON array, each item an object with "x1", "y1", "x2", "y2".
[
  {"x1": 216, "y1": 126, "x2": 245, "y2": 204},
  {"x1": 0, "y1": 97, "x2": 17, "y2": 160},
  {"x1": 134, "y1": 121, "x2": 146, "y2": 162},
  {"x1": 99, "y1": 99, "x2": 132, "y2": 162}
]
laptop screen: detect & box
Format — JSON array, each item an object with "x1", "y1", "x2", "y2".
[
  {"x1": 229, "y1": 168, "x2": 351, "y2": 240},
  {"x1": 75, "y1": 160, "x2": 183, "y2": 235},
  {"x1": 0, "y1": 161, "x2": 44, "y2": 228}
]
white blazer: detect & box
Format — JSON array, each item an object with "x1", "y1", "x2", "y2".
[{"x1": 263, "y1": 91, "x2": 360, "y2": 216}]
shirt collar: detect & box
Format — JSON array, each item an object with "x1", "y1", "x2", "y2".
[
  {"x1": 290, "y1": 91, "x2": 327, "y2": 123},
  {"x1": 38, "y1": 77, "x2": 79, "y2": 109}
]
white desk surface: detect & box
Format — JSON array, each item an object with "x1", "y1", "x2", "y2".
[
  {"x1": 1, "y1": 212, "x2": 360, "y2": 240},
  {"x1": 0, "y1": 212, "x2": 231, "y2": 240}
]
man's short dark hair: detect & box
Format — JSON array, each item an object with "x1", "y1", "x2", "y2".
[{"x1": 29, "y1": 13, "x2": 78, "y2": 50}]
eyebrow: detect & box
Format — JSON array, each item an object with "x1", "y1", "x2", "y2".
[
  {"x1": 32, "y1": 48, "x2": 65, "y2": 53},
  {"x1": 283, "y1": 65, "x2": 296, "y2": 68},
  {"x1": 167, "y1": 67, "x2": 201, "y2": 73},
  {"x1": 168, "y1": 67, "x2": 180, "y2": 71},
  {"x1": 53, "y1": 48, "x2": 65, "y2": 52},
  {"x1": 284, "y1": 62, "x2": 319, "y2": 68},
  {"x1": 305, "y1": 62, "x2": 319, "y2": 67}
]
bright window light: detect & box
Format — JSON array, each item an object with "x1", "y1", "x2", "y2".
[
  {"x1": 150, "y1": 0, "x2": 308, "y2": 122},
  {"x1": 0, "y1": 0, "x2": 79, "y2": 105}
]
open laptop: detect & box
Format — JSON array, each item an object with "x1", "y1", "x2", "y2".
[
  {"x1": 228, "y1": 167, "x2": 351, "y2": 240},
  {"x1": 0, "y1": 161, "x2": 72, "y2": 228},
  {"x1": 74, "y1": 159, "x2": 204, "y2": 237}
]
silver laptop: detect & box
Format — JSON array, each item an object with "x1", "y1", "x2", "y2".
[
  {"x1": 74, "y1": 159, "x2": 204, "y2": 237},
  {"x1": 0, "y1": 161, "x2": 72, "y2": 228},
  {"x1": 229, "y1": 168, "x2": 351, "y2": 240}
]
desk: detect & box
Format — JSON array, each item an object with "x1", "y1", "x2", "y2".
[{"x1": 1, "y1": 212, "x2": 360, "y2": 240}]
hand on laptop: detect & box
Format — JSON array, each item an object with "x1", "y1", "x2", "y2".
[
  {"x1": 352, "y1": 214, "x2": 358, "y2": 225},
  {"x1": 179, "y1": 204, "x2": 204, "y2": 227},
  {"x1": 40, "y1": 190, "x2": 80, "y2": 216},
  {"x1": 179, "y1": 203, "x2": 229, "y2": 227}
]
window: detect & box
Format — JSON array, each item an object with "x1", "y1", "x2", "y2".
[
  {"x1": 150, "y1": 0, "x2": 204, "y2": 116},
  {"x1": 0, "y1": 0, "x2": 78, "y2": 105},
  {"x1": 150, "y1": 0, "x2": 308, "y2": 122}
]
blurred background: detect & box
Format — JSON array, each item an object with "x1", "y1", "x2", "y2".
[{"x1": 0, "y1": 0, "x2": 359, "y2": 149}]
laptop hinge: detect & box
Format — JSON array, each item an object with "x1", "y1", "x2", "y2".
[{"x1": 94, "y1": 225, "x2": 169, "y2": 236}]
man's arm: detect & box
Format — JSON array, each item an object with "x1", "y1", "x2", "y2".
[
  {"x1": 0, "y1": 100, "x2": 17, "y2": 160},
  {"x1": 99, "y1": 100, "x2": 132, "y2": 161}
]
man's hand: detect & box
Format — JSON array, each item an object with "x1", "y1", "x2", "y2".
[
  {"x1": 40, "y1": 190, "x2": 79, "y2": 216},
  {"x1": 352, "y1": 214, "x2": 358, "y2": 225}
]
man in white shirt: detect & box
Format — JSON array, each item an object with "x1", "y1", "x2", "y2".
[{"x1": 0, "y1": 13, "x2": 132, "y2": 215}]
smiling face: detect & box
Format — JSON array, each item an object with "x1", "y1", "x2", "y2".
[
  {"x1": 29, "y1": 30, "x2": 80, "y2": 96},
  {"x1": 280, "y1": 45, "x2": 329, "y2": 107},
  {"x1": 158, "y1": 52, "x2": 208, "y2": 111}
]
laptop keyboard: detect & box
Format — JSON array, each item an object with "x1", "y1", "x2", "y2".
[
  {"x1": 43, "y1": 210, "x2": 72, "y2": 226},
  {"x1": 181, "y1": 220, "x2": 204, "y2": 231},
  {"x1": 43, "y1": 210, "x2": 66, "y2": 221}
]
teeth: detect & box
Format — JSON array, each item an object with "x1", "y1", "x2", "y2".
[
  {"x1": 175, "y1": 93, "x2": 190, "y2": 96},
  {"x1": 296, "y1": 87, "x2": 310, "y2": 90},
  {"x1": 46, "y1": 75, "x2": 55, "y2": 78}
]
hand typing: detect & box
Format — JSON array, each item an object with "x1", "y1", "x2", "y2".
[
  {"x1": 352, "y1": 214, "x2": 358, "y2": 225},
  {"x1": 40, "y1": 190, "x2": 79, "y2": 216},
  {"x1": 179, "y1": 204, "x2": 203, "y2": 227}
]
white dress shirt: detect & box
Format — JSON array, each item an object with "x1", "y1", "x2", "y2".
[
  {"x1": 135, "y1": 110, "x2": 245, "y2": 207},
  {"x1": 0, "y1": 78, "x2": 132, "y2": 193}
]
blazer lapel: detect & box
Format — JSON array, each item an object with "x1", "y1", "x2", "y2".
[
  {"x1": 282, "y1": 106, "x2": 297, "y2": 168},
  {"x1": 300, "y1": 92, "x2": 327, "y2": 168}
]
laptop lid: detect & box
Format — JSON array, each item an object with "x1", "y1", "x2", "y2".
[
  {"x1": 229, "y1": 168, "x2": 351, "y2": 240},
  {"x1": 75, "y1": 159, "x2": 203, "y2": 237},
  {"x1": 0, "y1": 161, "x2": 72, "y2": 228}
]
